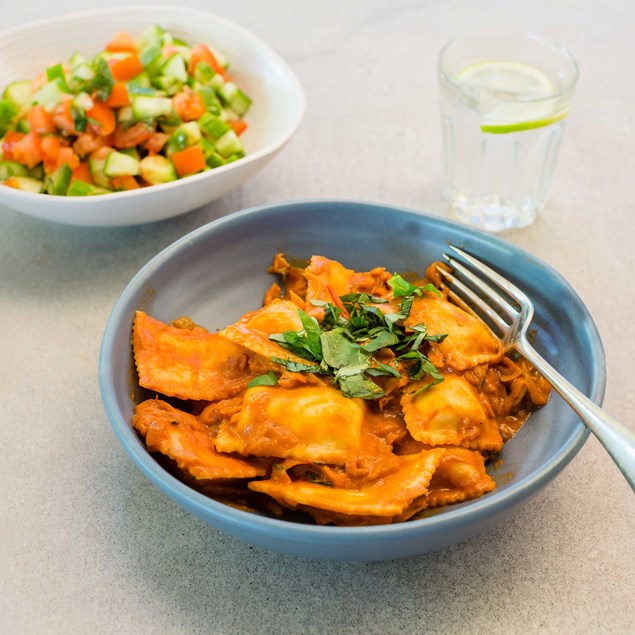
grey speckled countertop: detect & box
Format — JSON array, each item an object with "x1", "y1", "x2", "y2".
[{"x1": 1, "y1": 1, "x2": 633, "y2": 633}]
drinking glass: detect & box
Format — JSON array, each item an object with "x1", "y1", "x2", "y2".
[{"x1": 438, "y1": 35, "x2": 579, "y2": 232}]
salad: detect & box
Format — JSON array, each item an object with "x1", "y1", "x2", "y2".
[{"x1": 0, "y1": 25, "x2": 252, "y2": 196}]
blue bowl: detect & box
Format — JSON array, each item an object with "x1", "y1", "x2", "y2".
[{"x1": 99, "y1": 200, "x2": 605, "y2": 561}]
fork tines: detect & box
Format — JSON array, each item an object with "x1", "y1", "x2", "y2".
[{"x1": 436, "y1": 245, "x2": 531, "y2": 340}]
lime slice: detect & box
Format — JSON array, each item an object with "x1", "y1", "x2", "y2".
[
  {"x1": 455, "y1": 60, "x2": 556, "y2": 101},
  {"x1": 480, "y1": 110, "x2": 568, "y2": 134},
  {"x1": 454, "y1": 60, "x2": 565, "y2": 134}
]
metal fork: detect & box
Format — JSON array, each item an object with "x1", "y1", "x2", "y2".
[{"x1": 437, "y1": 245, "x2": 635, "y2": 492}]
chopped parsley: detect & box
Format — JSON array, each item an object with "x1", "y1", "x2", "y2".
[{"x1": 268, "y1": 274, "x2": 447, "y2": 399}]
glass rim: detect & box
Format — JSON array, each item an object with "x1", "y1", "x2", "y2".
[{"x1": 438, "y1": 33, "x2": 579, "y2": 104}]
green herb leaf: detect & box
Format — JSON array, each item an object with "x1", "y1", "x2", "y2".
[
  {"x1": 337, "y1": 372, "x2": 385, "y2": 399},
  {"x1": 270, "y1": 357, "x2": 322, "y2": 373},
  {"x1": 70, "y1": 105, "x2": 87, "y2": 132},
  {"x1": 388, "y1": 273, "x2": 442, "y2": 299},
  {"x1": 320, "y1": 329, "x2": 368, "y2": 369},
  {"x1": 88, "y1": 58, "x2": 114, "y2": 101},
  {"x1": 362, "y1": 330, "x2": 400, "y2": 353},
  {"x1": 247, "y1": 372, "x2": 278, "y2": 388}
]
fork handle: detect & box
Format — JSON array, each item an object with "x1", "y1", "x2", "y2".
[{"x1": 519, "y1": 341, "x2": 635, "y2": 492}]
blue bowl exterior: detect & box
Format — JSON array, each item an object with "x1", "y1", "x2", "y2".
[{"x1": 99, "y1": 200, "x2": 605, "y2": 561}]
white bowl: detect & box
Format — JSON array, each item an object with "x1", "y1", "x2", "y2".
[{"x1": 0, "y1": 6, "x2": 305, "y2": 226}]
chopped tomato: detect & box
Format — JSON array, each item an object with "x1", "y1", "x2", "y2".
[
  {"x1": 105, "y1": 31, "x2": 137, "y2": 53},
  {"x1": 27, "y1": 105, "x2": 56, "y2": 134},
  {"x1": 41, "y1": 135, "x2": 62, "y2": 173},
  {"x1": 71, "y1": 161, "x2": 94, "y2": 185},
  {"x1": 110, "y1": 175, "x2": 140, "y2": 191},
  {"x1": 3, "y1": 177, "x2": 24, "y2": 189},
  {"x1": 172, "y1": 90, "x2": 206, "y2": 122},
  {"x1": 188, "y1": 44, "x2": 231, "y2": 80},
  {"x1": 227, "y1": 119, "x2": 248, "y2": 136},
  {"x1": 110, "y1": 54, "x2": 145, "y2": 82},
  {"x1": 144, "y1": 132, "x2": 169, "y2": 154},
  {"x1": 171, "y1": 145, "x2": 206, "y2": 177},
  {"x1": 11, "y1": 131, "x2": 43, "y2": 169},
  {"x1": 2, "y1": 131, "x2": 26, "y2": 161},
  {"x1": 73, "y1": 133, "x2": 106, "y2": 157},
  {"x1": 58, "y1": 147, "x2": 80, "y2": 171},
  {"x1": 51, "y1": 99, "x2": 78, "y2": 135},
  {"x1": 89, "y1": 145, "x2": 114, "y2": 167},
  {"x1": 104, "y1": 82, "x2": 130, "y2": 109},
  {"x1": 113, "y1": 122, "x2": 153, "y2": 149},
  {"x1": 86, "y1": 101, "x2": 116, "y2": 136}
]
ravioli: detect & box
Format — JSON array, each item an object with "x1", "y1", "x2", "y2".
[
  {"x1": 219, "y1": 299, "x2": 308, "y2": 363},
  {"x1": 396, "y1": 447, "x2": 496, "y2": 521},
  {"x1": 405, "y1": 294, "x2": 502, "y2": 370},
  {"x1": 248, "y1": 449, "x2": 446, "y2": 520},
  {"x1": 303, "y1": 255, "x2": 396, "y2": 318},
  {"x1": 133, "y1": 310, "x2": 258, "y2": 401},
  {"x1": 215, "y1": 385, "x2": 366, "y2": 464},
  {"x1": 401, "y1": 373, "x2": 503, "y2": 451},
  {"x1": 130, "y1": 253, "x2": 551, "y2": 526},
  {"x1": 133, "y1": 399, "x2": 268, "y2": 481}
]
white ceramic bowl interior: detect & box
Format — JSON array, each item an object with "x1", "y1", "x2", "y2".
[{"x1": 0, "y1": 5, "x2": 305, "y2": 226}]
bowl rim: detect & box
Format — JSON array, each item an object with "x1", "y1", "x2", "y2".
[
  {"x1": 0, "y1": 4, "x2": 306, "y2": 205},
  {"x1": 99, "y1": 198, "x2": 604, "y2": 542}
]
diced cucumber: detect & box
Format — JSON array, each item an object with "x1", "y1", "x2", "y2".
[
  {"x1": 68, "y1": 63, "x2": 95, "y2": 92},
  {"x1": 71, "y1": 63, "x2": 95, "y2": 82},
  {"x1": 210, "y1": 74, "x2": 225, "y2": 91},
  {"x1": 128, "y1": 71, "x2": 152, "y2": 89},
  {"x1": 69, "y1": 52, "x2": 89, "y2": 69},
  {"x1": 137, "y1": 25, "x2": 165, "y2": 50},
  {"x1": 45, "y1": 163, "x2": 72, "y2": 195},
  {"x1": 199, "y1": 138, "x2": 225, "y2": 168},
  {"x1": 131, "y1": 95, "x2": 173, "y2": 121},
  {"x1": 88, "y1": 155, "x2": 111, "y2": 188},
  {"x1": 140, "y1": 44, "x2": 162, "y2": 71},
  {"x1": 153, "y1": 75, "x2": 182, "y2": 96},
  {"x1": 215, "y1": 130, "x2": 243, "y2": 158},
  {"x1": 224, "y1": 152, "x2": 245, "y2": 163},
  {"x1": 104, "y1": 151, "x2": 140, "y2": 177},
  {"x1": 193, "y1": 62, "x2": 216, "y2": 86},
  {"x1": 3, "y1": 80, "x2": 33, "y2": 109},
  {"x1": 165, "y1": 128, "x2": 188, "y2": 155},
  {"x1": 198, "y1": 113, "x2": 231, "y2": 141},
  {"x1": 0, "y1": 100, "x2": 19, "y2": 134},
  {"x1": 180, "y1": 121, "x2": 201, "y2": 145},
  {"x1": 164, "y1": 121, "x2": 201, "y2": 156},
  {"x1": 161, "y1": 54, "x2": 187, "y2": 83},
  {"x1": 119, "y1": 147, "x2": 141, "y2": 161},
  {"x1": 66, "y1": 180, "x2": 111, "y2": 196},
  {"x1": 73, "y1": 92, "x2": 94, "y2": 111},
  {"x1": 4, "y1": 176, "x2": 44, "y2": 193},
  {"x1": 197, "y1": 87, "x2": 222, "y2": 115},
  {"x1": 218, "y1": 82, "x2": 252, "y2": 117},
  {"x1": 139, "y1": 155, "x2": 177, "y2": 184},
  {"x1": 29, "y1": 164, "x2": 44, "y2": 180},
  {"x1": 117, "y1": 107, "x2": 134, "y2": 126},
  {"x1": 45, "y1": 64, "x2": 70, "y2": 92},
  {"x1": 0, "y1": 160, "x2": 28, "y2": 180},
  {"x1": 126, "y1": 84, "x2": 162, "y2": 97},
  {"x1": 32, "y1": 78, "x2": 70, "y2": 112}
]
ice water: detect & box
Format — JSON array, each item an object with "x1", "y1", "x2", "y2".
[{"x1": 438, "y1": 39, "x2": 578, "y2": 232}]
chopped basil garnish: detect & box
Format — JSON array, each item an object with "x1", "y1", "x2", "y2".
[
  {"x1": 268, "y1": 279, "x2": 447, "y2": 399},
  {"x1": 247, "y1": 371, "x2": 278, "y2": 388}
]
